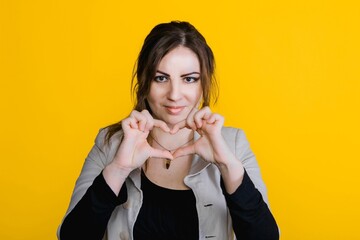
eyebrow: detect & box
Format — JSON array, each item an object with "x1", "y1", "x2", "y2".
[{"x1": 156, "y1": 70, "x2": 200, "y2": 77}]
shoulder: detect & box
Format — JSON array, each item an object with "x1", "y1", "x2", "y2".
[
  {"x1": 221, "y1": 126, "x2": 240, "y2": 135},
  {"x1": 221, "y1": 126, "x2": 247, "y2": 142},
  {"x1": 94, "y1": 127, "x2": 124, "y2": 151},
  {"x1": 221, "y1": 126, "x2": 252, "y2": 159}
]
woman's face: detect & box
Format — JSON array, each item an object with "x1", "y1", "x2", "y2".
[{"x1": 147, "y1": 46, "x2": 202, "y2": 127}]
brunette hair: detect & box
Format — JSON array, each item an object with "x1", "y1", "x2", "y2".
[{"x1": 105, "y1": 21, "x2": 218, "y2": 142}]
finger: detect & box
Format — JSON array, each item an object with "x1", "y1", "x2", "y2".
[
  {"x1": 130, "y1": 111, "x2": 147, "y2": 131},
  {"x1": 186, "y1": 107, "x2": 199, "y2": 131},
  {"x1": 172, "y1": 144, "x2": 196, "y2": 159},
  {"x1": 121, "y1": 118, "x2": 131, "y2": 131},
  {"x1": 123, "y1": 117, "x2": 139, "y2": 130},
  {"x1": 194, "y1": 107, "x2": 212, "y2": 129},
  {"x1": 170, "y1": 120, "x2": 188, "y2": 134},
  {"x1": 153, "y1": 119, "x2": 171, "y2": 132},
  {"x1": 150, "y1": 148, "x2": 174, "y2": 160},
  {"x1": 141, "y1": 110, "x2": 155, "y2": 132},
  {"x1": 207, "y1": 113, "x2": 224, "y2": 126}
]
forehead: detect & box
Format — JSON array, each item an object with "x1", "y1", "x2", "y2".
[{"x1": 157, "y1": 46, "x2": 200, "y2": 72}]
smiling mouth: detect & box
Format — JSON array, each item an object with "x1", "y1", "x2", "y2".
[{"x1": 165, "y1": 106, "x2": 185, "y2": 115}]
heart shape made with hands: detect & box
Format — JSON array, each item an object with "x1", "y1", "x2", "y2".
[
  {"x1": 124, "y1": 107, "x2": 225, "y2": 165},
  {"x1": 148, "y1": 118, "x2": 214, "y2": 162},
  {"x1": 149, "y1": 119, "x2": 196, "y2": 153}
]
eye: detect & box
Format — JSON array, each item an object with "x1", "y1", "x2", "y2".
[
  {"x1": 153, "y1": 75, "x2": 168, "y2": 83},
  {"x1": 184, "y1": 77, "x2": 200, "y2": 83}
]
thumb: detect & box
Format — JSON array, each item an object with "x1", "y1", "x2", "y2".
[
  {"x1": 150, "y1": 148, "x2": 174, "y2": 160},
  {"x1": 172, "y1": 144, "x2": 196, "y2": 159}
]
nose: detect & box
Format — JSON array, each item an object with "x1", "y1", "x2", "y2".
[{"x1": 167, "y1": 80, "x2": 182, "y2": 101}]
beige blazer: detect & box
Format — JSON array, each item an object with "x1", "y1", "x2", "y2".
[{"x1": 58, "y1": 127, "x2": 269, "y2": 240}]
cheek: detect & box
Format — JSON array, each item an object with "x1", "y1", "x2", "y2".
[
  {"x1": 147, "y1": 84, "x2": 158, "y2": 105},
  {"x1": 190, "y1": 87, "x2": 203, "y2": 106}
]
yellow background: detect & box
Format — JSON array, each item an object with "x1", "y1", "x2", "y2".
[{"x1": 1, "y1": 0, "x2": 359, "y2": 239}]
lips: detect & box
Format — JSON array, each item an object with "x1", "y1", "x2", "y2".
[{"x1": 165, "y1": 106, "x2": 185, "y2": 115}]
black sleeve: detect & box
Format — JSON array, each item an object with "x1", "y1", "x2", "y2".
[
  {"x1": 60, "y1": 172, "x2": 128, "y2": 240},
  {"x1": 221, "y1": 170, "x2": 279, "y2": 240}
]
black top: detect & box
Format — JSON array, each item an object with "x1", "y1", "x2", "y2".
[
  {"x1": 133, "y1": 172, "x2": 198, "y2": 240},
  {"x1": 60, "y1": 169, "x2": 279, "y2": 240}
]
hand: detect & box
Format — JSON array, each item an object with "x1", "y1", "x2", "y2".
[
  {"x1": 111, "y1": 110, "x2": 173, "y2": 172},
  {"x1": 171, "y1": 107, "x2": 234, "y2": 166}
]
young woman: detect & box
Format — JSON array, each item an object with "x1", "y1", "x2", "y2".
[{"x1": 58, "y1": 21, "x2": 279, "y2": 240}]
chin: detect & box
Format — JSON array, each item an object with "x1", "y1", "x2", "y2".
[
  {"x1": 163, "y1": 115, "x2": 187, "y2": 126},
  {"x1": 165, "y1": 118, "x2": 183, "y2": 126}
]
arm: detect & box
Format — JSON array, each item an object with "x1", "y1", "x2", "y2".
[
  {"x1": 221, "y1": 129, "x2": 279, "y2": 239},
  {"x1": 58, "y1": 110, "x2": 173, "y2": 239},
  {"x1": 172, "y1": 108, "x2": 279, "y2": 239},
  {"x1": 221, "y1": 170, "x2": 279, "y2": 240},
  {"x1": 60, "y1": 172, "x2": 127, "y2": 240},
  {"x1": 57, "y1": 128, "x2": 128, "y2": 240}
]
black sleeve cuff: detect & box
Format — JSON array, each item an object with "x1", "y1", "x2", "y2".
[
  {"x1": 60, "y1": 172, "x2": 128, "y2": 240},
  {"x1": 95, "y1": 171, "x2": 128, "y2": 206},
  {"x1": 220, "y1": 170, "x2": 279, "y2": 239},
  {"x1": 221, "y1": 170, "x2": 263, "y2": 210}
]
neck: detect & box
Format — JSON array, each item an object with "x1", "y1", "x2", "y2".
[{"x1": 150, "y1": 127, "x2": 193, "y2": 151}]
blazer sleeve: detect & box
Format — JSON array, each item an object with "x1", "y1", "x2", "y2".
[
  {"x1": 57, "y1": 128, "x2": 120, "y2": 238},
  {"x1": 233, "y1": 128, "x2": 269, "y2": 205},
  {"x1": 223, "y1": 128, "x2": 279, "y2": 239}
]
